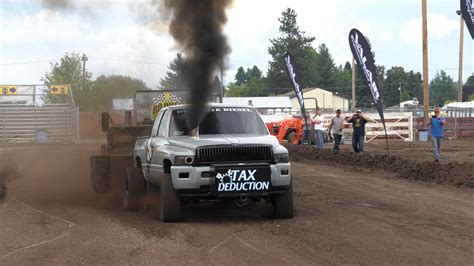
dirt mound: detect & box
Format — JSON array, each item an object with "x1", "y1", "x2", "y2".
[{"x1": 286, "y1": 145, "x2": 474, "y2": 188}]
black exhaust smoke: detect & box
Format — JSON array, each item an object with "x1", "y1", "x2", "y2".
[{"x1": 162, "y1": 0, "x2": 232, "y2": 130}]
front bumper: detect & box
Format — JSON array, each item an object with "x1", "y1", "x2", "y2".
[{"x1": 170, "y1": 163, "x2": 291, "y2": 191}]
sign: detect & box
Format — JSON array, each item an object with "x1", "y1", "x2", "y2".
[
  {"x1": 349, "y1": 28, "x2": 389, "y2": 152},
  {"x1": 50, "y1": 84, "x2": 68, "y2": 95},
  {"x1": 213, "y1": 165, "x2": 271, "y2": 194},
  {"x1": 283, "y1": 52, "x2": 308, "y2": 128},
  {"x1": 151, "y1": 92, "x2": 183, "y2": 120},
  {"x1": 461, "y1": 0, "x2": 474, "y2": 39},
  {"x1": 0, "y1": 86, "x2": 17, "y2": 95}
]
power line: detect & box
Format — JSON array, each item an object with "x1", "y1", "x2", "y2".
[
  {"x1": 0, "y1": 59, "x2": 60, "y2": 66},
  {"x1": 88, "y1": 56, "x2": 168, "y2": 66}
]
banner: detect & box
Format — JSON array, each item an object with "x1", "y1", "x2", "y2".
[
  {"x1": 283, "y1": 52, "x2": 308, "y2": 127},
  {"x1": 348, "y1": 28, "x2": 389, "y2": 151},
  {"x1": 0, "y1": 86, "x2": 17, "y2": 95},
  {"x1": 50, "y1": 84, "x2": 69, "y2": 95},
  {"x1": 461, "y1": 0, "x2": 474, "y2": 39}
]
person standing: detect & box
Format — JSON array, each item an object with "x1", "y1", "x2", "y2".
[
  {"x1": 313, "y1": 110, "x2": 325, "y2": 149},
  {"x1": 426, "y1": 107, "x2": 446, "y2": 162},
  {"x1": 345, "y1": 109, "x2": 374, "y2": 154},
  {"x1": 301, "y1": 112, "x2": 313, "y2": 145},
  {"x1": 328, "y1": 109, "x2": 344, "y2": 153}
]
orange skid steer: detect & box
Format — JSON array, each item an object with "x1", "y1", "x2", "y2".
[{"x1": 266, "y1": 116, "x2": 304, "y2": 144}]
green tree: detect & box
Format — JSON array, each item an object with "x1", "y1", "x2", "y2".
[
  {"x1": 430, "y1": 70, "x2": 456, "y2": 106},
  {"x1": 235, "y1": 67, "x2": 247, "y2": 85},
  {"x1": 313, "y1": 43, "x2": 336, "y2": 89},
  {"x1": 383, "y1": 66, "x2": 407, "y2": 107},
  {"x1": 93, "y1": 75, "x2": 150, "y2": 111},
  {"x1": 247, "y1": 66, "x2": 263, "y2": 80},
  {"x1": 333, "y1": 62, "x2": 352, "y2": 98},
  {"x1": 159, "y1": 53, "x2": 185, "y2": 90},
  {"x1": 462, "y1": 74, "x2": 474, "y2": 101},
  {"x1": 267, "y1": 8, "x2": 316, "y2": 93},
  {"x1": 42, "y1": 53, "x2": 96, "y2": 112},
  {"x1": 227, "y1": 66, "x2": 267, "y2": 96}
]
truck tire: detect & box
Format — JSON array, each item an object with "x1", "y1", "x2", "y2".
[
  {"x1": 160, "y1": 173, "x2": 182, "y2": 222},
  {"x1": 123, "y1": 167, "x2": 145, "y2": 211},
  {"x1": 271, "y1": 181, "x2": 294, "y2": 219},
  {"x1": 90, "y1": 155, "x2": 110, "y2": 193},
  {"x1": 0, "y1": 184, "x2": 6, "y2": 201}
]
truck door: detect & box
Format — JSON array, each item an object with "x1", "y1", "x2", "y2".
[{"x1": 148, "y1": 109, "x2": 171, "y2": 184}]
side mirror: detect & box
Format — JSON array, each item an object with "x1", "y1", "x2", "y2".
[{"x1": 101, "y1": 112, "x2": 110, "y2": 132}]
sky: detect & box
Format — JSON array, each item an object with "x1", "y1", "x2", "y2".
[{"x1": 0, "y1": 0, "x2": 472, "y2": 91}]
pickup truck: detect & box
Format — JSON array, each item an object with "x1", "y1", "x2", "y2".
[{"x1": 125, "y1": 104, "x2": 293, "y2": 222}]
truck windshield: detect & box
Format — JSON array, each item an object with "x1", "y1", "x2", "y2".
[{"x1": 169, "y1": 107, "x2": 268, "y2": 136}]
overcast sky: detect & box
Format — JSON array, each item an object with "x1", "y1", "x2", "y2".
[{"x1": 0, "y1": 0, "x2": 472, "y2": 90}]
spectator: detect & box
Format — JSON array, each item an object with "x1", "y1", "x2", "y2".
[
  {"x1": 301, "y1": 112, "x2": 313, "y2": 145},
  {"x1": 313, "y1": 110, "x2": 325, "y2": 149},
  {"x1": 426, "y1": 107, "x2": 446, "y2": 162},
  {"x1": 345, "y1": 109, "x2": 374, "y2": 154},
  {"x1": 328, "y1": 109, "x2": 344, "y2": 153}
]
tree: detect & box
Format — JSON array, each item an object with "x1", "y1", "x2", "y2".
[
  {"x1": 93, "y1": 75, "x2": 150, "y2": 111},
  {"x1": 159, "y1": 53, "x2": 185, "y2": 90},
  {"x1": 266, "y1": 8, "x2": 316, "y2": 93},
  {"x1": 227, "y1": 66, "x2": 267, "y2": 96},
  {"x1": 333, "y1": 62, "x2": 352, "y2": 98},
  {"x1": 462, "y1": 74, "x2": 474, "y2": 101},
  {"x1": 383, "y1": 66, "x2": 407, "y2": 107},
  {"x1": 42, "y1": 53, "x2": 96, "y2": 112},
  {"x1": 235, "y1": 67, "x2": 247, "y2": 85},
  {"x1": 313, "y1": 44, "x2": 336, "y2": 89},
  {"x1": 226, "y1": 77, "x2": 267, "y2": 97},
  {"x1": 430, "y1": 70, "x2": 456, "y2": 106}
]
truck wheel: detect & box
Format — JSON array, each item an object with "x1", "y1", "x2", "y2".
[
  {"x1": 160, "y1": 173, "x2": 182, "y2": 222},
  {"x1": 0, "y1": 184, "x2": 6, "y2": 201},
  {"x1": 90, "y1": 155, "x2": 110, "y2": 193},
  {"x1": 123, "y1": 168, "x2": 145, "y2": 211},
  {"x1": 272, "y1": 181, "x2": 294, "y2": 219}
]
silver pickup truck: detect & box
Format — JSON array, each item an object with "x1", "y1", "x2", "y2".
[{"x1": 126, "y1": 104, "x2": 292, "y2": 222}]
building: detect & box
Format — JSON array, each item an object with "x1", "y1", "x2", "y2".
[
  {"x1": 280, "y1": 88, "x2": 350, "y2": 113},
  {"x1": 223, "y1": 96, "x2": 293, "y2": 114}
]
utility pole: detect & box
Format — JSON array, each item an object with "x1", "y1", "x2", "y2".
[
  {"x1": 220, "y1": 58, "x2": 224, "y2": 103},
  {"x1": 81, "y1": 54, "x2": 88, "y2": 91},
  {"x1": 351, "y1": 56, "x2": 356, "y2": 112},
  {"x1": 422, "y1": 0, "x2": 429, "y2": 126},
  {"x1": 399, "y1": 82, "x2": 402, "y2": 105},
  {"x1": 457, "y1": 10, "x2": 464, "y2": 102}
]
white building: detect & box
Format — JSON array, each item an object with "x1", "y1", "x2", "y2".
[
  {"x1": 223, "y1": 96, "x2": 293, "y2": 114},
  {"x1": 280, "y1": 87, "x2": 350, "y2": 112}
]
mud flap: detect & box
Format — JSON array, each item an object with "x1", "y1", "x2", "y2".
[{"x1": 90, "y1": 155, "x2": 111, "y2": 193}]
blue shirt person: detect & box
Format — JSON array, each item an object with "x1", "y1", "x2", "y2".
[{"x1": 426, "y1": 107, "x2": 446, "y2": 162}]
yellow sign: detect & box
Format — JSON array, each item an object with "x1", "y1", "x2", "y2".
[
  {"x1": 151, "y1": 92, "x2": 182, "y2": 120},
  {"x1": 0, "y1": 86, "x2": 17, "y2": 95},
  {"x1": 50, "y1": 84, "x2": 68, "y2": 95}
]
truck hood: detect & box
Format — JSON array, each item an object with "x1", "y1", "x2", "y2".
[{"x1": 167, "y1": 134, "x2": 280, "y2": 150}]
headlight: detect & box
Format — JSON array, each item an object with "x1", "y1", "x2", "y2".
[
  {"x1": 174, "y1": 156, "x2": 195, "y2": 166},
  {"x1": 273, "y1": 153, "x2": 289, "y2": 163}
]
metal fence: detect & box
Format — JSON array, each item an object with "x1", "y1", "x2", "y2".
[{"x1": 0, "y1": 104, "x2": 79, "y2": 143}]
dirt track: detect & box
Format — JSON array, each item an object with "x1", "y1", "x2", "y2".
[{"x1": 1, "y1": 143, "x2": 473, "y2": 264}]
